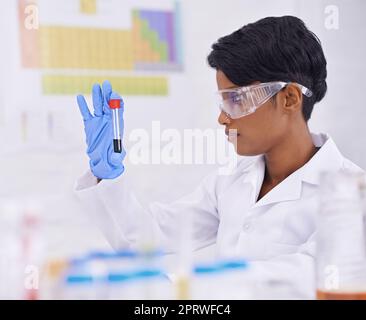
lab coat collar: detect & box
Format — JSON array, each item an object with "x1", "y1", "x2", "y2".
[
  {"x1": 239, "y1": 133, "x2": 344, "y2": 207},
  {"x1": 300, "y1": 133, "x2": 344, "y2": 185}
]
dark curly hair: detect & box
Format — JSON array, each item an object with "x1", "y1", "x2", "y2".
[{"x1": 207, "y1": 16, "x2": 327, "y2": 121}]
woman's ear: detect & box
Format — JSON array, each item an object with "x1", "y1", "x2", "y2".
[{"x1": 282, "y1": 83, "x2": 303, "y2": 113}]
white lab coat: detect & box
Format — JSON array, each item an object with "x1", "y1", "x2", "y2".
[{"x1": 74, "y1": 133, "x2": 363, "y2": 299}]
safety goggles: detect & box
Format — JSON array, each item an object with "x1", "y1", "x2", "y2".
[{"x1": 216, "y1": 81, "x2": 313, "y2": 119}]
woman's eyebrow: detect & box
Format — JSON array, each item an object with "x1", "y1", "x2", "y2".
[{"x1": 220, "y1": 85, "x2": 239, "y2": 90}]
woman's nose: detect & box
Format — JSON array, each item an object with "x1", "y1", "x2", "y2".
[{"x1": 218, "y1": 111, "x2": 231, "y2": 126}]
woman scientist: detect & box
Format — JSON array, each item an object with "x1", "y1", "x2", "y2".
[{"x1": 75, "y1": 16, "x2": 362, "y2": 298}]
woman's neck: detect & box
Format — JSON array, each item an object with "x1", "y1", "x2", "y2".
[{"x1": 263, "y1": 126, "x2": 318, "y2": 185}]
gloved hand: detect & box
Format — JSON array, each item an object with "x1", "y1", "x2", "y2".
[{"x1": 77, "y1": 80, "x2": 126, "y2": 180}]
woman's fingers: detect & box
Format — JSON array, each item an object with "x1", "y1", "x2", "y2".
[
  {"x1": 102, "y1": 80, "x2": 113, "y2": 114},
  {"x1": 77, "y1": 95, "x2": 93, "y2": 121},
  {"x1": 92, "y1": 83, "x2": 104, "y2": 117}
]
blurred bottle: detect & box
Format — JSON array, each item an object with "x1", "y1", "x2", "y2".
[
  {"x1": 107, "y1": 267, "x2": 172, "y2": 300},
  {"x1": 172, "y1": 209, "x2": 193, "y2": 300},
  {"x1": 60, "y1": 249, "x2": 172, "y2": 300},
  {"x1": 101, "y1": 249, "x2": 171, "y2": 300},
  {"x1": 316, "y1": 171, "x2": 366, "y2": 300},
  {"x1": 63, "y1": 274, "x2": 100, "y2": 300},
  {"x1": 0, "y1": 199, "x2": 45, "y2": 300},
  {"x1": 21, "y1": 199, "x2": 45, "y2": 300},
  {"x1": 62, "y1": 256, "x2": 107, "y2": 300},
  {"x1": 191, "y1": 259, "x2": 249, "y2": 299},
  {"x1": 0, "y1": 202, "x2": 23, "y2": 299},
  {"x1": 360, "y1": 176, "x2": 366, "y2": 257},
  {"x1": 41, "y1": 259, "x2": 68, "y2": 299}
]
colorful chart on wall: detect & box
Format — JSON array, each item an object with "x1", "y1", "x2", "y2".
[{"x1": 18, "y1": 0, "x2": 183, "y2": 96}]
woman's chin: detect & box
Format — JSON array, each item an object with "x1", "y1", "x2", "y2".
[{"x1": 235, "y1": 144, "x2": 261, "y2": 157}]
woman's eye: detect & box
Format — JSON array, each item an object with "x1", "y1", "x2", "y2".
[{"x1": 230, "y1": 94, "x2": 241, "y2": 103}]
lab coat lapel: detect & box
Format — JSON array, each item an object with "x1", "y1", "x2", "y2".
[
  {"x1": 253, "y1": 170, "x2": 303, "y2": 207},
  {"x1": 245, "y1": 152, "x2": 304, "y2": 207}
]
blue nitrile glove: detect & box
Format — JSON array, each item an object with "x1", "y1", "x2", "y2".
[{"x1": 77, "y1": 80, "x2": 126, "y2": 179}]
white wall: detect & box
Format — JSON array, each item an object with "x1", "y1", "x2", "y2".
[{"x1": 0, "y1": 0, "x2": 365, "y2": 257}]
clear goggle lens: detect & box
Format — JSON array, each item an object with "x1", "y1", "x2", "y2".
[{"x1": 217, "y1": 82, "x2": 312, "y2": 119}]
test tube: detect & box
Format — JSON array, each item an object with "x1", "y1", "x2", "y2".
[{"x1": 109, "y1": 98, "x2": 122, "y2": 153}]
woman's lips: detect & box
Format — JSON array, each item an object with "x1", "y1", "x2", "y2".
[
  {"x1": 225, "y1": 129, "x2": 240, "y2": 142},
  {"x1": 225, "y1": 129, "x2": 240, "y2": 136}
]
